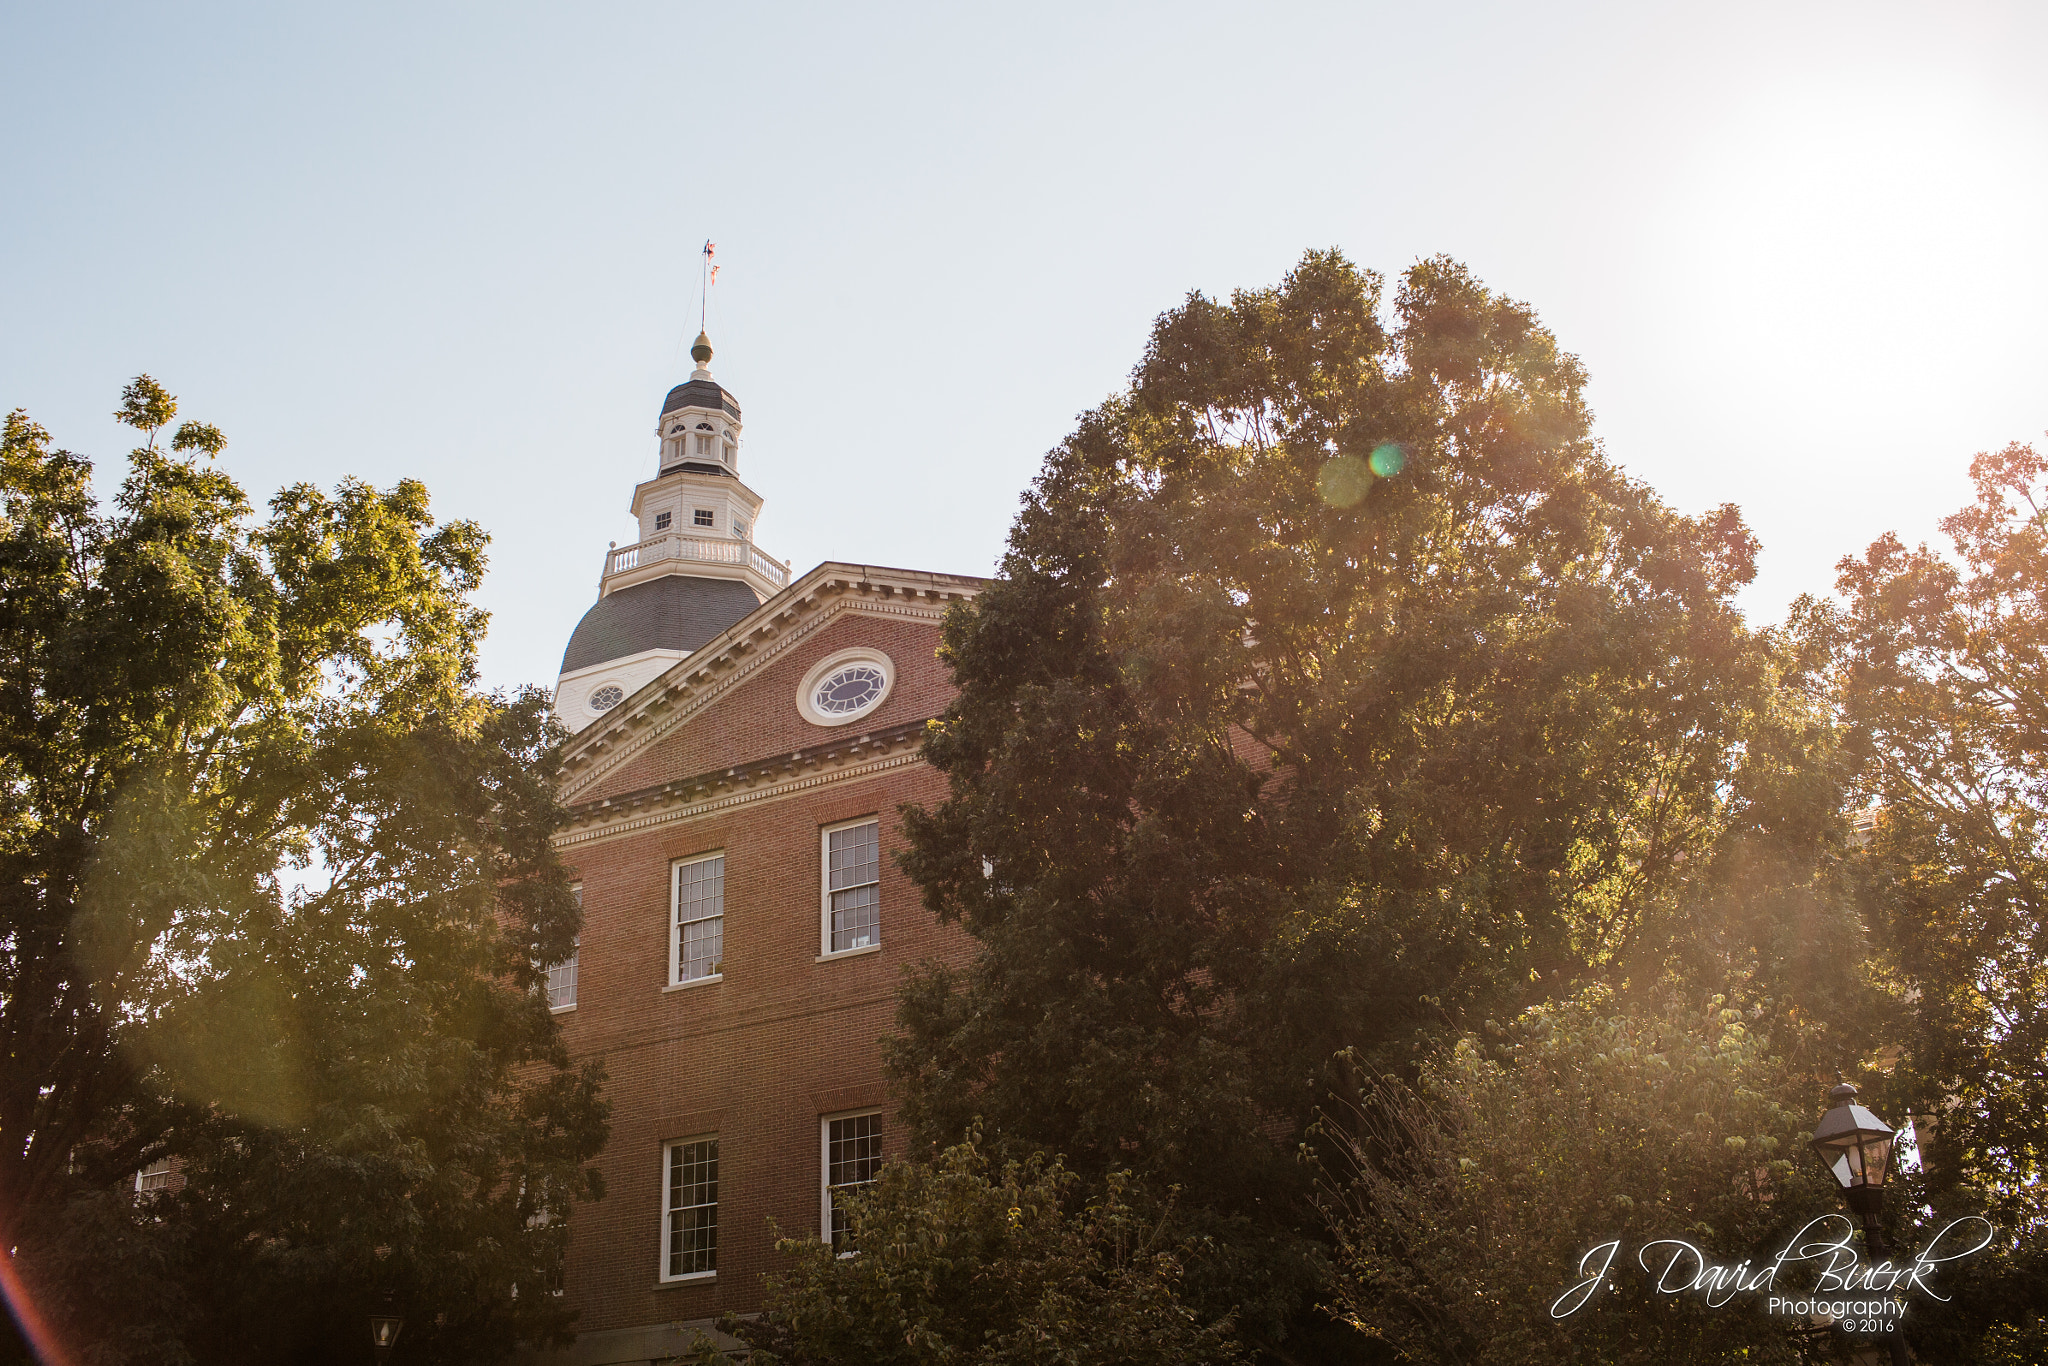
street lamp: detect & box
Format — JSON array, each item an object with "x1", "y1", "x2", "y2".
[
  {"x1": 1809, "y1": 1081, "x2": 1910, "y2": 1365},
  {"x1": 368, "y1": 1294, "x2": 404, "y2": 1364},
  {"x1": 1811, "y1": 1082, "x2": 1897, "y2": 1229}
]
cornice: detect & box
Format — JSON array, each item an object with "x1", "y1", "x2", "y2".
[
  {"x1": 557, "y1": 563, "x2": 981, "y2": 805},
  {"x1": 553, "y1": 720, "x2": 931, "y2": 850}
]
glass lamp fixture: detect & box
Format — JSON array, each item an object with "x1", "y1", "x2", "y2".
[
  {"x1": 369, "y1": 1309, "x2": 404, "y2": 1360},
  {"x1": 1810, "y1": 1081, "x2": 1896, "y2": 1218}
]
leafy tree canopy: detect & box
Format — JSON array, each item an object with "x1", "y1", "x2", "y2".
[
  {"x1": 1815, "y1": 439, "x2": 2048, "y2": 1359},
  {"x1": 890, "y1": 251, "x2": 1869, "y2": 1353},
  {"x1": 1315, "y1": 987, "x2": 1841, "y2": 1365},
  {"x1": 0, "y1": 383, "x2": 603, "y2": 1366},
  {"x1": 714, "y1": 1133, "x2": 1246, "y2": 1366}
]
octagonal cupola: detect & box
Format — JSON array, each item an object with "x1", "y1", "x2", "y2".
[
  {"x1": 553, "y1": 332, "x2": 791, "y2": 733},
  {"x1": 658, "y1": 332, "x2": 743, "y2": 477}
]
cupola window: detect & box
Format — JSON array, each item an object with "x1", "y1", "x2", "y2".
[
  {"x1": 654, "y1": 511, "x2": 672, "y2": 531},
  {"x1": 733, "y1": 517, "x2": 750, "y2": 541},
  {"x1": 588, "y1": 684, "x2": 624, "y2": 713},
  {"x1": 694, "y1": 508, "x2": 715, "y2": 528}
]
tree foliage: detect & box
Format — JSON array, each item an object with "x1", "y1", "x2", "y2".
[
  {"x1": 0, "y1": 383, "x2": 604, "y2": 1365},
  {"x1": 1819, "y1": 438, "x2": 2048, "y2": 1359},
  {"x1": 1314, "y1": 988, "x2": 1840, "y2": 1365},
  {"x1": 890, "y1": 251, "x2": 1863, "y2": 1352},
  {"x1": 717, "y1": 1133, "x2": 1246, "y2": 1366}
]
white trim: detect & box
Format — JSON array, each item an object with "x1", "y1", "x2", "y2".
[
  {"x1": 661, "y1": 974, "x2": 722, "y2": 992},
  {"x1": 555, "y1": 748, "x2": 922, "y2": 851},
  {"x1": 819, "y1": 816, "x2": 881, "y2": 957},
  {"x1": 797, "y1": 647, "x2": 896, "y2": 728},
  {"x1": 669, "y1": 851, "x2": 725, "y2": 987},
  {"x1": 815, "y1": 943, "x2": 882, "y2": 964},
  {"x1": 544, "y1": 892, "x2": 580, "y2": 1011},
  {"x1": 555, "y1": 645, "x2": 690, "y2": 734},
  {"x1": 558, "y1": 565, "x2": 981, "y2": 803},
  {"x1": 659, "y1": 1135, "x2": 720, "y2": 1283},
  {"x1": 820, "y1": 1109, "x2": 885, "y2": 1246}
]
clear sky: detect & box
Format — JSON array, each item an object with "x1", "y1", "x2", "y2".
[{"x1": 4, "y1": 1, "x2": 2045, "y2": 694}]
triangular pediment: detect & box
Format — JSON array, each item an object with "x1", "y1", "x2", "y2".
[{"x1": 555, "y1": 562, "x2": 983, "y2": 814}]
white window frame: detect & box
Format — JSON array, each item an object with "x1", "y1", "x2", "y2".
[
  {"x1": 819, "y1": 817, "x2": 881, "y2": 959},
  {"x1": 669, "y1": 852, "x2": 724, "y2": 988},
  {"x1": 820, "y1": 1110, "x2": 884, "y2": 1248},
  {"x1": 796, "y1": 648, "x2": 896, "y2": 728},
  {"x1": 692, "y1": 507, "x2": 715, "y2": 528},
  {"x1": 543, "y1": 887, "x2": 580, "y2": 1012},
  {"x1": 134, "y1": 1157, "x2": 173, "y2": 1195},
  {"x1": 546, "y1": 934, "x2": 578, "y2": 1012},
  {"x1": 659, "y1": 1135, "x2": 719, "y2": 1282},
  {"x1": 694, "y1": 432, "x2": 715, "y2": 458},
  {"x1": 653, "y1": 509, "x2": 672, "y2": 532}
]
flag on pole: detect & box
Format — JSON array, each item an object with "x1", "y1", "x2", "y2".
[{"x1": 698, "y1": 241, "x2": 718, "y2": 331}]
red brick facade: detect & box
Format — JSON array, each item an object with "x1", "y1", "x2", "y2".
[{"x1": 538, "y1": 564, "x2": 982, "y2": 1364}]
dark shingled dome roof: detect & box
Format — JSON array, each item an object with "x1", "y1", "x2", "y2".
[
  {"x1": 662, "y1": 379, "x2": 741, "y2": 420},
  {"x1": 560, "y1": 575, "x2": 761, "y2": 675}
]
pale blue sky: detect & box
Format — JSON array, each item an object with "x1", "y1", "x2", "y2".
[{"x1": 5, "y1": 2, "x2": 2045, "y2": 692}]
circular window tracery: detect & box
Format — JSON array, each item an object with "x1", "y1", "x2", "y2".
[
  {"x1": 814, "y1": 664, "x2": 886, "y2": 717},
  {"x1": 797, "y1": 649, "x2": 896, "y2": 727},
  {"x1": 588, "y1": 684, "x2": 624, "y2": 713}
]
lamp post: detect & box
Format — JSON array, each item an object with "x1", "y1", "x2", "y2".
[
  {"x1": 368, "y1": 1292, "x2": 404, "y2": 1364},
  {"x1": 1810, "y1": 1081, "x2": 1911, "y2": 1366}
]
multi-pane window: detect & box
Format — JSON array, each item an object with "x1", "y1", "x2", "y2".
[
  {"x1": 722, "y1": 442, "x2": 736, "y2": 465},
  {"x1": 733, "y1": 517, "x2": 750, "y2": 541},
  {"x1": 694, "y1": 433, "x2": 715, "y2": 457},
  {"x1": 134, "y1": 1158, "x2": 173, "y2": 1195},
  {"x1": 664, "y1": 1138, "x2": 718, "y2": 1279},
  {"x1": 671, "y1": 854, "x2": 724, "y2": 984},
  {"x1": 824, "y1": 1112, "x2": 883, "y2": 1250},
  {"x1": 693, "y1": 507, "x2": 715, "y2": 528},
  {"x1": 546, "y1": 936, "x2": 578, "y2": 1010},
  {"x1": 824, "y1": 820, "x2": 880, "y2": 953},
  {"x1": 544, "y1": 887, "x2": 580, "y2": 1010},
  {"x1": 653, "y1": 510, "x2": 671, "y2": 531}
]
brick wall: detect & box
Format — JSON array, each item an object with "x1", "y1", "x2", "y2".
[
  {"x1": 580, "y1": 606, "x2": 954, "y2": 805},
  {"x1": 550, "y1": 608, "x2": 972, "y2": 1338}
]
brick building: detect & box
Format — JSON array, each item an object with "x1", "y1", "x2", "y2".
[{"x1": 535, "y1": 334, "x2": 983, "y2": 1363}]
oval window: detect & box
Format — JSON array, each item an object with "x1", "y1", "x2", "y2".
[
  {"x1": 588, "y1": 684, "x2": 624, "y2": 712},
  {"x1": 797, "y1": 650, "x2": 895, "y2": 726}
]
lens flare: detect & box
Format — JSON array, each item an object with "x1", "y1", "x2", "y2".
[
  {"x1": 1369, "y1": 443, "x2": 1406, "y2": 477},
  {"x1": 0, "y1": 1248, "x2": 79, "y2": 1366},
  {"x1": 1318, "y1": 455, "x2": 1372, "y2": 508}
]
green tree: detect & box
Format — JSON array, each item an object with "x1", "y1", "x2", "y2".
[
  {"x1": 890, "y1": 252, "x2": 1864, "y2": 1354},
  {"x1": 0, "y1": 382, "x2": 605, "y2": 1365},
  {"x1": 1313, "y1": 988, "x2": 1840, "y2": 1365},
  {"x1": 718, "y1": 1133, "x2": 1246, "y2": 1366},
  {"x1": 1822, "y1": 438, "x2": 2048, "y2": 1360}
]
